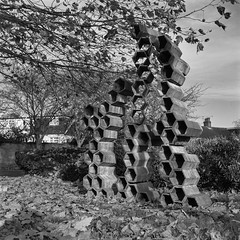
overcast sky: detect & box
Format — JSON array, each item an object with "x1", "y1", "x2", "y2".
[{"x1": 179, "y1": 0, "x2": 240, "y2": 127}]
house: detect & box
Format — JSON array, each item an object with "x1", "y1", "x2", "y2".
[{"x1": 200, "y1": 117, "x2": 239, "y2": 138}]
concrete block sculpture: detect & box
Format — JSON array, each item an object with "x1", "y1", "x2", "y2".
[{"x1": 82, "y1": 23, "x2": 211, "y2": 208}]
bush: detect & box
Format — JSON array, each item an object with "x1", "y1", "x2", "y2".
[
  {"x1": 186, "y1": 135, "x2": 240, "y2": 192},
  {"x1": 15, "y1": 147, "x2": 88, "y2": 181}
]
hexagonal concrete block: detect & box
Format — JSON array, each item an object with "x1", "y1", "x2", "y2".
[
  {"x1": 108, "y1": 90, "x2": 128, "y2": 107},
  {"x1": 170, "y1": 169, "x2": 200, "y2": 186},
  {"x1": 96, "y1": 165, "x2": 116, "y2": 176},
  {"x1": 83, "y1": 174, "x2": 95, "y2": 190},
  {"x1": 160, "y1": 81, "x2": 184, "y2": 100},
  {"x1": 112, "y1": 78, "x2": 133, "y2": 96},
  {"x1": 157, "y1": 50, "x2": 190, "y2": 76},
  {"x1": 160, "y1": 193, "x2": 174, "y2": 207},
  {"x1": 115, "y1": 176, "x2": 128, "y2": 192},
  {"x1": 86, "y1": 188, "x2": 99, "y2": 198},
  {"x1": 124, "y1": 166, "x2": 151, "y2": 182},
  {"x1": 100, "y1": 115, "x2": 123, "y2": 131},
  {"x1": 156, "y1": 35, "x2": 182, "y2": 58},
  {"x1": 173, "y1": 120, "x2": 203, "y2": 137},
  {"x1": 84, "y1": 150, "x2": 94, "y2": 165},
  {"x1": 164, "y1": 129, "x2": 191, "y2": 145},
  {"x1": 99, "y1": 101, "x2": 125, "y2": 117},
  {"x1": 94, "y1": 128, "x2": 118, "y2": 142},
  {"x1": 136, "y1": 190, "x2": 160, "y2": 202},
  {"x1": 162, "y1": 145, "x2": 186, "y2": 160},
  {"x1": 123, "y1": 152, "x2": 152, "y2": 167},
  {"x1": 88, "y1": 115, "x2": 101, "y2": 129},
  {"x1": 137, "y1": 66, "x2": 154, "y2": 84},
  {"x1": 163, "y1": 97, "x2": 188, "y2": 116},
  {"x1": 161, "y1": 65, "x2": 185, "y2": 86},
  {"x1": 170, "y1": 185, "x2": 200, "y2": 203},
  {"x1": 88, "y1": 163, "x2": 98, "y2": 176},
  {"x1": 93, "y1": 175, "x2": 117, "y2": 190},
  {"x1": 137, "y1": 37, "x2": 153, "y2": 50},
  {"x1": 101, "y1": 188, "x2": 116, "y2": 198},
  {"x1": 170, "y1": 153, "x2": 200, "y2": 169},
  {"x1": 122, "y1": 138, "x2": 149, "y2": 152},
  {"x1": 152, "y1": 119, "x2": 169, "y2": 136},
  {"x1": 163, "y1": 111, "x2": 186, "y2": 127},
  {"x1": 89, "y1": 140, "x2": 114, "y2": 152},
  {"x1": 159, "y1": 161, "x2": 174, "y2": 177},
  {"x1": 187, "y1": 193, "x2": 212, "y2": 208},
  {"x1": 133, "y1": 24, "x2": 159, "y2": 41},
  {"x1": 93, "y1": 150, "x2": 116, "y2": 165}
]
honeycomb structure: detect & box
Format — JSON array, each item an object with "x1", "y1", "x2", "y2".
[{"x1": 82, "y1": 24, "x2": 211, "y2": 208}]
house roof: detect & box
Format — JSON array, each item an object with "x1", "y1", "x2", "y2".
[{"x1": 199, "y1": 126, "x2": 230, "y2": 139}]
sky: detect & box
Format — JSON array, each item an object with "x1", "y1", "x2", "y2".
[{"x1": 178, "y1": 0, "x2": 240, "y2": 127}]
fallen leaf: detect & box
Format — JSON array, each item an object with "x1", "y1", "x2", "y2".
[{"x1": 73, "y1": 217, "x2": 93, "y2": 231}]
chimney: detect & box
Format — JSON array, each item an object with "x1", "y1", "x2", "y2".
[{"x1": 203, "y1": 117, "x2": 211, "y2": 128}]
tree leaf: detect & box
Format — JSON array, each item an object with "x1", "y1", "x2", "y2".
[
  {"x1": 197, "y1": 42, "x2": 204, "y2": 53},
  {"x1": 74, "y1": 217, "x2": 93, "y2": 231},
  {"x1": 217, "y1": 6, "x2": 225, "y2": 15},
  {"x1": 215, "y1": 20, "x2": 226, "y2": 30},
  {"x1": 224, "y1": 12, "x2": 231, "y2": 19}
]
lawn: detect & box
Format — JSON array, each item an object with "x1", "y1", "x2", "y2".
[{"x1": 1, "y1": 175, "x2": 240, "y2": 240}]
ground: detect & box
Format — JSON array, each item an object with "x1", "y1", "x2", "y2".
[{"x1": 0, "y1": 175, "x2": 240, "y2": 240}]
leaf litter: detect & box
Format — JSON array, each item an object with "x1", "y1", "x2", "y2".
[{"x1": 1, "y1": 175, "x2": 240, "y2": 239}]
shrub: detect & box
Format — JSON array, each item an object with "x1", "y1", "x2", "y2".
[
  {"x1": 15, "y1": 147, "x2": 88, "y2": 181},
  {"x1": 186, "y1": 135, "x2": 240, "y2": 192}
]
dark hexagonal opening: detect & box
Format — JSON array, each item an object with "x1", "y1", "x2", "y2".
[
  {"x1": 162, "y1": 162, "x2": 173, "y2": 176},
  {"x1": 175, "y1": 187, "x2": 185, "y2": 201},
  {"x1": 133, "y1": 24, "x2": 141, "y2": 38},
  {"x1": 133, "y1": 51, "x2": 148, "y2": 65},
  {"x1": 161, "y1": 81, "x2": 170, "y2": 95},
  {"x1": 174, "y1": 154, "x2": 185, "y2": 168},
  {"x1": 138, "y1": 37, "x2": 151, "y2": 49},
  {"x1": 82, "y1": 116, "x2": 89, "y2": 127},
  {"x1": 150, "y1": 135, "x2": 163, "y2": 146},
  {"x1": 137, "y1": 193, "x2": 149, "y2": 202},
  {"x1": 119, "y1": 191, "x2": 127, "y2": 199},
  {"x1": 155, "y1": 121, "x2": 165, "y2": 135},
  {"x1": 158, "y1": 35, "x2": 168, "y2": 49},
  {"x1": 113, "y1": 78, "x2": 125, "y2": 92},
  {"x1": 126, "y1": 124, "x2": 136, "y2": 138},
  {"x1": 165, "y1": 129, "x2": 175, "y2": 143},
  {"x1": 175, "y1": 170, "x2": 185, "y2": 185},
  {"x1": 187, "y1": 197, "x2": 198, "y2": 207},
  {"x1": 126, "y1": 139, "x2": 134, "y2": 151},
  {"x1": 93, "y1": 152, "x2": 103, "y2": 165},
  {"x1": 91, "y1": 188, "x2": 98, "y2": 196},
  {"x1": 163, "y1": 97, "x2": 173, "y2": 111},
  {"x1": 158, "y1": 51, "x2": 172, "y2": 64},
  {"x1": 129, "y1": 185, "x2": 138, "y2": 196},
  {"x1": 138, "y1": 132, "x2": 150, "y2": 145},
  {"x1": 163, "y1": 194, "x2": 174, "y2": 205},
  {"x1": 163, "y1": 146, "x2": 172, "y2": 159},
  {"x1": 89, "y1": 116, "x2": 99, "y2": 128},
  {"x1": 96, "y1": 177, "x2": 102, "y2": 189},
  {"x1": 117, "y1": 177, "x2": 128, "y2": 191},
  {"x1": 166, "y1": 112, "x2": 176, "y2": 126},
  {"x1": 124, "y1": 153, "x2": 135, "y2": 166},
  {"x1": 162, "y1": 65, "x2": 173, "y2": 78},
  {"x1": 84, "y1": 151, "x2": 94, "y2": 164},
  {"x1": 125, "y1": 168, "x2": 137, "y2": 182},
  {"x1": 89, "y1": 140, "x2": 98, "y2": 151},
  {"x1": 137, "y1": 65, "x2": 149, "y2": 78},
  {"x1": 177, "y1": 121, "x2": 187, "y2": 134},
  {"x1": 108, "y1": 90, "x2": 126, "y2": 106},
  {"x1": 144, "y1": 72, "x2": 154, "y2": 84},
  {"x1": 84, "y1": 105, "x2": 95, "y2": 117}
]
